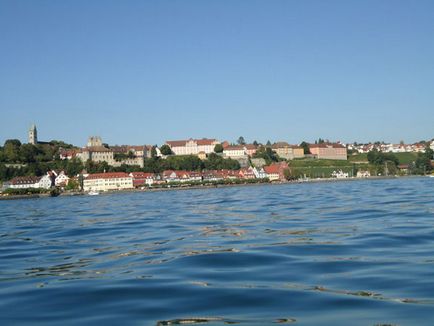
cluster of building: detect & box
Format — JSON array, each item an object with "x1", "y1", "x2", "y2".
[
  {"x1": 55, "y1": 134, "x2": 348, "y2": 169},
  {"x1": 4, "y1": 171, "x2": 70, "y2": 190},
  {"x1": 81, "y1": 162, "x2": 290, "y2": 192},
  {"x1": 348, "y1": 141, "x2": 434, "y2": 154},
  {"x1": 61, "y1": 136, "x2": 157, "y2": 168}
]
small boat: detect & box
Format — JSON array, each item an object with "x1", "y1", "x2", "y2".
[{"x1": 88, "y1": 191, "x2": 100, "y2": 196}]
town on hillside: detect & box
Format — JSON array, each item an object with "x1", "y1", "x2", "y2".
[{"x1": 1, "y1": 125, "x2": 433, "y2": 194}]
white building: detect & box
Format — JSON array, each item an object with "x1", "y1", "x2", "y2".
[
  {"x1": 252, "y1": 167, "x2": 267, "y2": 179},
  {"x1": 55, "y1": 171, "x2": 70, "y2": 186},
  {"x1": 223, "y1": 145, "x2": 246, "y2": 158},
  {"x1": 83, "y1": 172, "x2": 134, "y2": 192},
  {"x1": 165, "y1": 138, "x2": 220, "y2": 156},
  {"x1": 39, "y1": 174, "x2": 54, "y2": 189}
]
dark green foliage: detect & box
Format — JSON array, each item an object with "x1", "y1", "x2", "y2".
[
  {"x1": 3, "y1": 187, "x2": 47, "y2": 195},
  {"x1": 214, "y1": 144, "x2": 223, "y2": 153},
  {"x1": 163, "y1": 155, "x2": 203, "y2": 171},
  {"x1": 151, "y1": 146, "x2": 158, "y2": 158},
  {"x1": 367, "y1": 150, "x2": 399, "y2": 166},
  {"x1": 3, "y1": 139, "x2": 22, "y2": 162},
  {"x1": 367, "y1": 149, "x2": 399, "y2": 175},
  {"x1": 413, "y1": 146, "x2": 433, "y2": 174},
  {"x1": 160, "y1": 144, "x2": 173, "y2": 155},
  {"x1": 300, "y1": 141, "x2": 311, "y2": 154},
  {"x1": 114, "y1": 151, "x2": 135, "y2": 161},
  {"x1": 252, "y1": 146, "x2": 279, "y2": 165},
  {"x1": 203, "y1": 153, "x2": 240, "y2": 170}
]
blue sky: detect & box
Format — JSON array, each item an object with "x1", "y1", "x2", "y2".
[{"x1": 1, "y1": 0, "x2": 433, "y2": 146}]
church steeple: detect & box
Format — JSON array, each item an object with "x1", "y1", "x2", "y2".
[{"x1": 28, "y1": 124, "x2": 38, "y2": 145}]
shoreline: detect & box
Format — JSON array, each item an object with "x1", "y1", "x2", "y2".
[{"x1": 0, "y1": 175, "x2": 415, "y2": 201}]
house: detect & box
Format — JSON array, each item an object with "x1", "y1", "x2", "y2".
[
  {"x1": 55, "y1": 171, "x2": 70, "y2": 187},
  {"x1": 331, "y1": 170, "x2": 349, "y2": 178},
  {"x1": 202, "y1": 170, "x2": 224, "y2": 182},
  {"x1": 357, "y1": 170, "x2": 371, "y2": 178},
  {"x1": 165, "y1": 138, "x2": 220, "y2": 155},
  {"x1": 9, "y1": 176, "x2": 41, "y2": 189},
  {"x1": 252, "y1": 167, "x2": 268, "y2": 179},
  {"x1": 238, "y1": 167, "x2": 257, "y2": 179},
  {"x1": 83, "y1": 172, "x2": 133, "y2": 192},
  {"x1": 223, "y1": 145, "x2": 246, "y2": 158},
  {"x1": 59, "y1": 149, "x2": 77, "y2": 160},
  {"x1": 263, "y1": 162, "x2": 289, "y2": 181},
  {"x1": 219, "y1": 169, "x2": 239, "y2": 179},
  {"x1": 39, "y1": 172, "x2": 55, "y2": 189},
  {"x1": 244, "y1": 144, "x2": 257, "y2": 157},
  {"x1": 129, "y1": 172, "x2": 157, "y2": 187},
  {"x1": 309, "y1": 143, "x2": 347, "y2": 160},
  {"x1": 162, "y1": 170, "x2": 195, "y2": 183}
]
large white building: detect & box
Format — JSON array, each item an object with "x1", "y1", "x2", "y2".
[
  {"x1": 165, "y1": 138, "x2": 220, "y2": 155},
  {"x1": 83, "y1": 172, "x2": 134, "y2": 192}
]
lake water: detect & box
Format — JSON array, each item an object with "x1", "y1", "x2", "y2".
[{"x1": 1, "y1": 177, "x2": 434, "y2": 325}]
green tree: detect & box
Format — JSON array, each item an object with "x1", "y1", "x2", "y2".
[
  {"x1": 19, "y1": 144, "x2": 40, "y2": 163},
  {"x1": 65, "y1": 158, "x2": 84, "y2": 177},
  {"x1": 4, "y1": 139, "x2": 22, "y2": 162},
  {"x1": 300, "y1": 142, "x2": 311, "y2": 154},
  {"x1": 214, "y1": 144, "x2": 223, "y2": 153},
  {"x1": 253, "y1": 140, "x2": 259, "y2": 147},
  {"x1": 151, "y1": 146, "x2": 158, "y2": 158},
  {"x1": 65, "y1": 179, "x2": 79, "y2": 191},
  {"x1": 160, "y1": 144, "x2": 173, "y2": 155},
  {"x1": 414, "y1": 146, "x2": 433, "y2": 174},
  {"x1": 252, "y1": 146, "x2": 279, "y2": 165},
  {"x1": 204, "y1": 153, "x2": 240, "y2": 170},
  {"x1": 237, "y1": 136, "x2": 246, "y2": 145}
]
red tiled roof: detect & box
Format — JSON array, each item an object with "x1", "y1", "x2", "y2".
[
  {"x1": 224, "y1": 145, "x2": 245, "y2": 151},
  {"x1": 196, "y1": 139, "x2": 217, "y2": 146},
  {"x1": 130, "y1": 172, "x2": 155, "y2": 178},
  {"x1": 263, "y1": 162, "x2": 288, "y2": 175},
  {"x1": 166, "y1": 140, "x2": 188, "y2": 147},
  {"x1": 85, "y1": 172, "x2": 131, "y2": 180},
  {"x1": 10, "y1": 176, "x2": 41, "y2": 185}
]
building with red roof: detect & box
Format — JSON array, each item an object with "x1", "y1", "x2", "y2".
[
  {"x1": 83, "y1": 172, "x2": 133, "y2": 192},
  {"x1": 263, "y1": 162, "x2": 289, "y2": 181}
]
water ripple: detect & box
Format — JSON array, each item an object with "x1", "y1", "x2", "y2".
[{"x1": 1, "y1": 177, "x2": 434, "y2": 325}]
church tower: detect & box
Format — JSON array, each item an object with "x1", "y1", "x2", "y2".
[{"x1": 28, "y1": 124, "x2": 38, "y2": 145}]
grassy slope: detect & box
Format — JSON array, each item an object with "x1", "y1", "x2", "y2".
[{"x1": 348, "y1": 152, "x2": 418, "y2": 164}]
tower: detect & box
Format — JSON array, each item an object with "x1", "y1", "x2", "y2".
[{"x1": 28, "y1": 124, "x2": 38, "y2": 145}]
